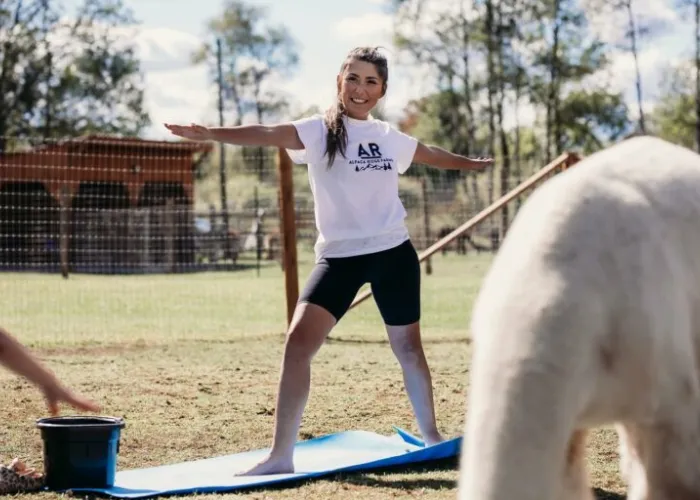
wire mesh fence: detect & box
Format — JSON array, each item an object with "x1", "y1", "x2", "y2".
[{"x1": 0, "y1": 134, "x2": 558, "y2": 276}]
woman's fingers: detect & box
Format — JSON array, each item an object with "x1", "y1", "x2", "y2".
[{"x1": 164, "y1": 123, "x2": 205, "y2": 139}]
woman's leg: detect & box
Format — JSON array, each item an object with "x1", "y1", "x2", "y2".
[
  {"x1": 385, "y1": 321, "x2": 444, "y2": 446},
  {"x1": 239, "y1": 257, "x2": 365, "y2": 476},
  {"x1": 239, "y1": 302, "x2": 337, "y2": 476},
  {"x1": 371, "y1": 240, "x2": 444, "y2": 446}
]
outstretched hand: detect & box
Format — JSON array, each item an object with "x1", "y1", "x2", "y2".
[
  {"x1": 164, "y1": 123, "x2": 211, "y2": 141},
  {"x1": 41, "y1": 382, "x2": 101, "y2": 416},
  {"x1": 469, "y1": 157, "x2": 494, "y2": 172}
]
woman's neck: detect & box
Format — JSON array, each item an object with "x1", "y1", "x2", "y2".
[{"x1": 345, "y1": 112, "x2": 373, "y2": 122}]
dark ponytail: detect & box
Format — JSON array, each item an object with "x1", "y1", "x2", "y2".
[
  {"x1": 323, "y1": 99, "x2": 348, "y2": 169},
  {"x1": 323, "y1": 46, "x2": 389, "y2": 169}
]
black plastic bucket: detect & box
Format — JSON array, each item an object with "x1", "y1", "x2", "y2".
[{"x1": 36, "y1": 415, "x2": 125, "y2": 490}]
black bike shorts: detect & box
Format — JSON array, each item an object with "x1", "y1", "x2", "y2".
[{"x1": 298, "y1": 239, "x2": 421, "y2": 326}]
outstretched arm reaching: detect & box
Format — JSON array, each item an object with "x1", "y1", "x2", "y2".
[
  {"x1": 164, "y1": 122, "x2": 305, "y2": 150},
  {"x1": 0, "y1": 328, "x2": 100, "y2": 415},
  {"x1": 414, "y1": 142, "x2": 494, "y2": 172}
]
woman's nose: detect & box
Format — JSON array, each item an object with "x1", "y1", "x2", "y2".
[{"x1": 352, "y1": 82, "x2": 369, "y2": 93}]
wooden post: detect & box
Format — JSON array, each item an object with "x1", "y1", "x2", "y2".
[
  {"x1": 254, "y1": 186, "x2": 261, "y2": 277},
  {"x1": 277, "y1": 148, "x2": 299, "y2": 328},
  {"x1": 143, "y1": 209, "x2": 151, "y2": 269},
  {"x1": 59, "y1": 186, "x2": 70, "y2": 279},
  {"x1": 421, "y1": 177, "x2": 432, "y2": 275},
  {"x1": 165, "y1": 198, "x2": 175, "y2": 273}
]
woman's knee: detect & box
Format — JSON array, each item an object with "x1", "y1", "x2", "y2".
[
  {"x1": 284, "y1": 327, "x2": 318, "y2": 361},
  {"x1": 387, "y1": 323, "x2": 425, "y2": 364},
  {"x1": 283, "y1": 302, "x2": 336, "y2": 361}
]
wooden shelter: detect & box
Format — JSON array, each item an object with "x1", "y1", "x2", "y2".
[{"x1": 0, "y1": 135, "x2": 212, "y2": 273}]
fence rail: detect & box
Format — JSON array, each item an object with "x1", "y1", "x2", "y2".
[{"x1": 348, "y1": 151, "x2": 582, "y2": 310}]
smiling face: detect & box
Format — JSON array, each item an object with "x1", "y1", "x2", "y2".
[{"x1": 337, "y1": 58, "x2": 387, "y2": 120}]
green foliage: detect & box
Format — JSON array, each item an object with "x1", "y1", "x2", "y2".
[
  {"x1": 192, "y1": 0, "x2": 299, "y2": 126},
  {"x1": 0, "y1": 0, "x2": 149, "y2": 141},
  {"x1": 651, "y1": 95, "x2": 696, "y2": 149},
  {"x1": 558, "y1": 89, "x2": 631, "y2": 153},
  {"x1": 649, "y1": 61, "x2": 697, "y2": 150},
  {"x1": 391, "y1": 0, "x2": 633, "y2": 166}
]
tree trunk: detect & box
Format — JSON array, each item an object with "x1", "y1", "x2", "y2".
[
  {"x1": 0, "y1": 1, "x2": 24, "y2": 153},
  {"x1": 514, "y1": 70, "x2": 522, "y2": 213},
  {"x1": 216, "y1": 38, "x2": 231, "y2": 257},
  {"x1": 626, "y1": 0, "x2": 646, "y2": 133},
  {"x1": 496, "y1": 4, "x2": 511, "y2": 237},
  {"x1": 547, "y1": 0, "x2": 561, "y2": 161},
  {"x1": 461, "y1": 0, "x2": 481, "y2": 213},
  {"x1": 695, "y1": 0, "x2": 700, "y2": 151},
  {"x1": 485, "y1": 0, "x2": 497, "y2": 209},
  {"x1": 256, "y1": 104, "x2": 265, "y2": 182},
  {"x1": 44, "y1": 50, "x2": 53, "y2": 139}
]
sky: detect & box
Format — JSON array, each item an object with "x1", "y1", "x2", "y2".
[{"x1": 62, "y1": 0, "x2": 696, "y2": 139}]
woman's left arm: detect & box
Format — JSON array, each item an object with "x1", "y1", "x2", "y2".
[{"x1": 413, "y1": 142, "x2": 494, "y2": 171}]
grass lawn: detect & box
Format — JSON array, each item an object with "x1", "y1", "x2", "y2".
[{"x1": 0, "y1": 251, "x2": 625, "y2": 499}]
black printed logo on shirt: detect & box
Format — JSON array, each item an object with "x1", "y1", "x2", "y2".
[{"x1": 350, "y1": 143, "x2": 394, "y2": 172}]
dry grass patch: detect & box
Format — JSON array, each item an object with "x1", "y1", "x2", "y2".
[{"x1": 0, "y1": 252, "x2": 626, "y2": 498}]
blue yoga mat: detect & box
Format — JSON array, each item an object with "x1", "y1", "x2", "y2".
[{"x1": 70, "y1": 427, "x2": 462, "y2": 498}]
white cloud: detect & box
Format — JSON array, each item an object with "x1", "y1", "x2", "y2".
[
  {"x1": 403, "y1": 0, "x2": 691, "y2": 133},
  {"x1": 581, "y1": 44, "x2": 683, "y2": 109},
  {"x1": 333, "y1": 13, "x2": 393, "y2": 42},
  {"x1": 383, "y1": 64, "x2": 439, "y2": 119},
  {"x1": 35, "y1": 20, "x2": 214, "y2": 139},
  {"x1": 141, "y1": 64, "x2": 216, "y2": 138},
  {"x1": 62, "y1": 0, "x2": 693, "y2": 140},
  {"x1": 328, "y1": 1, "x2": 481, "y2": 122},
  {"x1": 496, "y1": 44, "x2": 684, "y2": 134},
  {"x1": 121, "y1": 26, "x2": 217, "y2": 138},
  {"x1": 279, "y1": 76, "x2": 334, "y2": 115},
  {"x1": 130, "y1": 25, "x2": 311, "y2": 137},
  {"x1": 582, "y1": 0, "x2": 679, "y2": 47},
  {"x1": 131, "y1": 27, "x2": 205, "y2": 72},
  {"x1": 392, "y1": 0, "x2": 479, "y2": 45}
]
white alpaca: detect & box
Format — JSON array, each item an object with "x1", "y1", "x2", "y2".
[{"x1": 458, "y1": 136, "x2": 700, "y2": 500}]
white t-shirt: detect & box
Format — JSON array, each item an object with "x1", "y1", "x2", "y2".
[{"x1": 286, "y1": 114, "x2": 418, "y2": 261}]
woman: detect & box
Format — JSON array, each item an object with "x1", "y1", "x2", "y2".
[
  {"x1": 165, "y1": 46, "x2": 492, "y2": 476},
  {"x1": 0, "y1": 327, "x2": 100, "y2": 415}
]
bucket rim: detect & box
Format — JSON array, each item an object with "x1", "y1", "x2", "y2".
[{"x1": 35, "y1": 415, "x2": 125, "y2": 429}]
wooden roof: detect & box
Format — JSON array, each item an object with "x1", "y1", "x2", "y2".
[{"x1": 1, "y1": 134, "x2": 213, "y2": 157}]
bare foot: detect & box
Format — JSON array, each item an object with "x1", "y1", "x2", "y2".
[
  {"x1": 236, "y1": 453, "x2": 294, "y2": 476},
  {"x1": 423, "y1": 433, "x2": 446, "y2": 447}
]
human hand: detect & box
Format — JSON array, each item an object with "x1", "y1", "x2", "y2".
[
  {"x1": 41, "y1": 381, "x2": 101, "y2": 416},
  {"x1": 469, "y1": 157, "x2": 494, "y2": 172},
  {"x1": 164, "y1": 122, "x2": 211, "y2": 141}
]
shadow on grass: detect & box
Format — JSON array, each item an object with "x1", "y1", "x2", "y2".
[
  {"x1": 594, "y1": 488, "x2": 625, "y2": 499},
  {"x1": 71, "y1": 461, "x2": 626, "y2": 499},
  {"x1": 325, "y1": 337, "x2": 470, "y2": 346},
  {"x1": 331, "y1": 456, "x2": 459, "y2": 491},
  {"x1": 334, "y1": 462, "x2": 626, "y2": 499}
]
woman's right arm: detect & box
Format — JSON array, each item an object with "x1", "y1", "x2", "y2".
[{"x1": 164, "y1": 122, "x2": 305, "y2": 150}]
